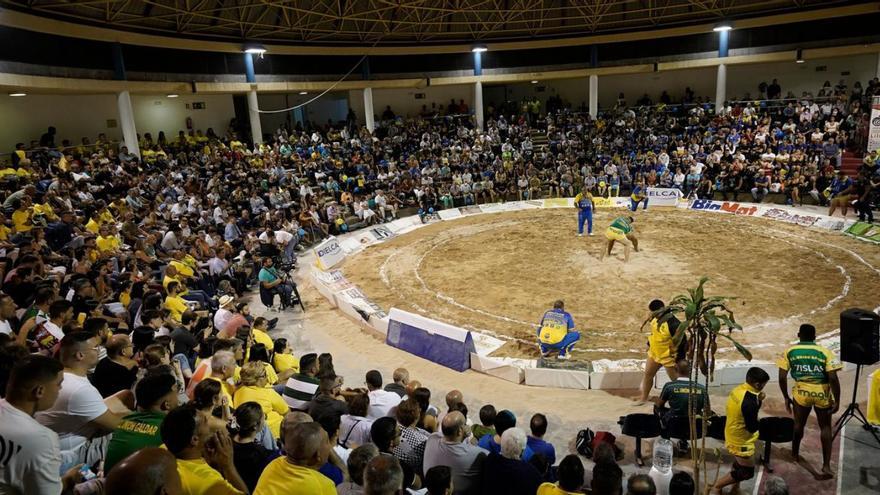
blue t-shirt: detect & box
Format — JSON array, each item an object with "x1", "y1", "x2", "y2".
[
  {"x1": 319, "y1": 462, "x2": 344, "y2": 485},
  {"x1": 526, "y1": 436, "x2": 556, "y2": 466},
  {"x1": 478, "y1": 433, "x2": 535, "y2": 461},
  {"x1": 537, "y1": 309, "x2": 575, "y2": 337}
]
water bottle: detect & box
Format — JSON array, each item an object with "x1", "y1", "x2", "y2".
[{"x1": 649, "y1": 438, "x2": 674, "y2": 495}]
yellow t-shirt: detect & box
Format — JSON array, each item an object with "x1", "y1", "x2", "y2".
[
  {"x1": 273, "y1": 353, "x2": 299, "y2": 375},
  {"x1": 164, "y1": 295, "x2": 189, "y2": 322},
  {"x1": 99, "y1": 210, "x2": 116, "y2": 224},
  {"x1": 202, "y1": 376, "x2": 234, "y2": 406},
  {"x1": 253, "y1": 458, "x2": 336, "y2": 495},
  {"x1": 537, "y1": 483, "x2": 581, "y2": 495},
  {"x1": 233, "y1": 362, "x2": 277, "y2": 388},
  {"x1": 163, "y1": 275, "x2": 188, "y2": 296},
  {"x1": 32, "y1": 202, "x2": 54, "y2": 218},
  {"x1": 233, "y1": 385, "x2": 288, "y2": 438},
  {"x1": 0, "y1": 225, "x2": 10, "y2": 241},
  {"x1": 11, "y1": 210, "x2": 31, "y2": 233},
  {"x1": 96, "y1": 235, "x2": 121, "y2": 253},
  {"x1": 252, "y1": 329, "x2": 274, "y2": 350},
  {"x1": 176, "y1": 457, "x2": 244, "y2": 495},
  {"x1": 0, "y1": 168, "x2": 17, "y2": 177},
  {"x1": 170, "y1": 260, "x2": 195, "y2": 278},
  {"x1": 85, "y1": 218, "x2": 101, "y2": 234}
]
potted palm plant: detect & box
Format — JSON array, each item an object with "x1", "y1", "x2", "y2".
[{"x1": 649, "y1": 277, "x2": 752, "y2": 493}]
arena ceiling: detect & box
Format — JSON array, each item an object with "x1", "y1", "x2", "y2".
[{"x1": 0, "y1": 0, "x2": 867, "y2": 47}]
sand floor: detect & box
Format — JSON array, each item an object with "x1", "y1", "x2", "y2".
[{"x1": 341, "y1": 208, "x2": 880, "y2": 363}]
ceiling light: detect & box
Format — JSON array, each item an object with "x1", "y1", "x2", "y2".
[
  {"x1": 531, "y1": 80, "x2": 538, "y2": 84},
  {"x1": 167, "y1": 94, "x2": 179, "y2": 98},
  {"x1": 471, "y1": 44, "x2": 488, "y2": 53},
  {"x1": 8, "y1": 92, "x2": 26, "y2": 97},
  {"x1": 299, "y1": 91, "x2": 308, "y2": 95},
  {"x1": 713, "y1": 23, "x2": 732, "y2": 32},
  {"x1": 244, "y1": 43, "x2": 267, "y2": 56}
]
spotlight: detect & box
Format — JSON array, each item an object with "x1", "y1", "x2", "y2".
[
  {"x1": 8, "y1": 92, "x2": 26, "y2": 97},
  {"x1": 531, "y1": 80, "x2": 538, "y2": 84},
  {"x1": 167, "y1": 94, "x2": 179, "y2": 98},
  {"x1": 713, "y1": 23, "x2": 732, "y2": 32},
  {"x1": 299, "y1": 91, "x2": 308, "y2": 95},
  {"x1": 244, "y1": 43, "x2": 267, "y2": 57},
  {"x1": 471, "y1": 44, "x2": 488, "y2": 53}
]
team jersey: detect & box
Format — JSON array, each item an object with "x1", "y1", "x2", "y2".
[
  {"x1": 724, "y1": 382, "x2": 762, "y2": 457},
  {"x1": 647, "y1": 315, "x2": 680, "y2": 355},
  {"x1": 538, "y1": 309, "x2": 574, "y2": 345},
  {"x1": 574, "y1": 193, "x2": 593, "y2": 211},
  {"x1": 660, "y1": 378, "x2": 708, "y2": 417},
  {"x1": 631, "y1": 185, "x2": 646, "y2": 201},
  {"x1": 609, "y1": 216, "x2": 633, "y2": 234},
  {"x1": 777, "y1": 341, "x2": 842, "y2": 385}
]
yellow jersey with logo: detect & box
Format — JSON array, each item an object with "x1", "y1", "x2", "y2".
[{"x1": 725, "y1": 382, "x2": 762, "y2": 457}]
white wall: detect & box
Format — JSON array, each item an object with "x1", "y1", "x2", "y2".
[
  {"x1": 350, "y1": 84, "x2": 474, "y2": 123},
  {"x1": 130, "y1": 94, "x2": 235, "y2": 139},
  {"x1": 0, "y1": 94, "x2": 119, "y2": 153}
]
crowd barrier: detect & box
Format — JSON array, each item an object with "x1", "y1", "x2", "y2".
[{"x1": 307, "y1": 194, "x2": 868, "y2": 390}]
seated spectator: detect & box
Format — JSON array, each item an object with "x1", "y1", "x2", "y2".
[
  {"x1": 36, "y1": 331, "x2": 129, "y2": 468},
  {"x1": 308, "y1": 376, "x2": 348, "y2": 423},
  {"x1": 233, "y1": 361, "x2": 288, "y2": 439},
  {"x1": 627, "y1": 474, "x2": 657, "y2": 495},
  {"x1": 315, "y1": 412, "x2": 347, "y2": 485},
  {"x1": 480, "y1": 427, "x2": 542, "y2": 495},
  {"x1": 104, "y1": 447, "x2": 183, "y2": 495},
  {"x1": 160, "y1": 403, "x2": 248, "y2": 495},
  {"x1": 472, "y1": 404, "x2": 496, "y2": 440},
  {"x1": 372, "y1": 416, "x2": 419, "y2": 489},
  {"x1": 0, "y1": 355, "x2": 83, "y2": 494},
  {"x1": 538, "y1": 454, "x2": 585, "y2": 495},
  {"x1": 424, "y1": 465, "x2": 453, "y2": 495},
  {"x1": 366, "y1": 370, "x2": 402, "y2": 419},
  {"x1": 384, "y1": 367, "x2": 409, "y2": 397},
  {"x1": 232, "y1": 402, "x2": 278, "y2": 493},
  {"x1": 282, "y1": 353, "x2": 319, "y2": 411},
  {"x1": 423, "y1": 411, "x2": 487, "y2": 495},
  {"x1": 394, "y1": 398, "x2": 429, "y2": 476},
  {"x1": 104, "y1": 371, "x2": 179, "y2": 472},
  {"x1": 91, "y1": 333, "x2": 138, "y2": 398},
  {"x1": 204, "y1": 350, "x2": 236, "y2": 405},
  {"x1": 592, "y1": 461, "x2": 623, "y2": 495},
  {"x1": 272, "y1": 338, "x2": 298, "y2": 376},
  {"x1": 437, "y1": 389, "x2": 464, "y2": 426},
  {"x1": 669, "y1": 471, "x2": 695, "y2": 495},
  {"x1": 338, "y1": 443, "x2": 380, "y2": 495},
  {"x1": 253, "y1": 421, "x2": 336, "y2": 495},
  {"x1": 527, "y1": 413, "x2": 557, "y2": 468},
  {"x1": 364, "y1": 454, "x2": 404, "y2": 495},
  {"x1": 340, "y1": 389, "x2": 374, "y2": 448},
  {"x1": 477, "y1": 410, "x2": 533, "y2": 460}
]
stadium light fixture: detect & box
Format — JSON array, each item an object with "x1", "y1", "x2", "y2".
[
  {"x1": 298, "y1": 91, "x2": 308, "y2": 95},
  {"x1": 531, "y1": 80, "x2": 538, "y2": 84},
  {"x1": 471, "y1": 44, "x2": 488, "y2": 53},
  {"x1": 244, "y1": 43, "x2": 267, "y2": 58},
  {"x1": 796, "y1": 49, "x2": 805, "y2": 64},
  {"x1": 713, "y1": 23, "x2": 732, "y2": 32},
  {"x1": 8, "y1": 92, "x2": 26, "y2": 97},
  {"x1": 167, "y1": 94, "x2": 179, "y2": 98}
]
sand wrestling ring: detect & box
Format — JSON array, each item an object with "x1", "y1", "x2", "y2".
[{"x1": 310, "y1": 199, "x2": 880, "y2": 388}]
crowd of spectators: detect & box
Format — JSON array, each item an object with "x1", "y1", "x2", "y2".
[{"x1": 0, "y1": 75, "x2": 874, "y2": 495}]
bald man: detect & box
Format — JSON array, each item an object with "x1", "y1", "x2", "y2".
[
  {"x1": 364, "y1": 454, "x2": 404, "y2": 495},
  {"x1": 437, "y1": 390, "x2": 464, "y2": 426},
  {"x1": 385, "y1": 368, "x2": 410, "y2": 398},
  {"x1": 423, "y1": 411, "x2": 488, "y2": 495},
  {"x1": 254, "y1": 422, "x2": 335, "y2": 495},
  {"x1": 105, "y1": 447, "x2": 183, "y2": 495}
]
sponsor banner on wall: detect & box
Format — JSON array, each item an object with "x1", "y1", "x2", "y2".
[
  {"x1": 542, "y1": 198, "x2": 572, "y2": 208},
  {"x1": 437, "y1": 208, "x2": 463, "y2": 220},
  {"x1": 313, "y1": 237, "x2": 347, "y2": 270},
  {"x1": 593, "y1": 196, "x2": 629, "y2": 208},
  {"x1": 761, "y1": 208, "x2": 819, "y2": 227},
  {"x1": 869, "y1": 96, "x2": 880, "y2": 152},
  {"x1": 335, "y1": 287, "x2": 388, "y2": 320},
  {"x1": 688, "y1": 199, "x2": 762, "y2": 216},
  {"x1": 813, "y1": 217, "x2": 850, "y2": 231},
  {"x1": 387, "y1": 215, "x2": 423, "y2": 233},
  {"x1": 458, "y1": 205, "x2": 482, "y2": 215},
  {"x1": 646, "y1": 188, "x2": 683, "y2": 207},
  {"x1": 369, "y1": 225, "x2": 395, "y2": 241},
  {"x1": 844, "y1": 221, "x2": 880, "y2": 244},
  {"x1": 479, "y1": 203, "x2": 505, "y2": 214}
]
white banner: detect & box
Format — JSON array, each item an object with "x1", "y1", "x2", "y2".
[
  {"x1": 646, "y1": 187, "x2": 683, "y2": 207},
  {"x1": 313, "y1": 236, "x2": 346, "y2": 270},
  {"x1": 870, "y1": 96, "x2": 880, "y2": 153}
]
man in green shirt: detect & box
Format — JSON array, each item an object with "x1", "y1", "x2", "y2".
[
  {"x1": 104, "y1": 371, "x2": 179, "y2": 472},
  {"x1": 655, "y1": 359, "x2": 709, "y2": 450},
  {"x1": 600, "y1": 215, "x2": 639, "y2": 263}
]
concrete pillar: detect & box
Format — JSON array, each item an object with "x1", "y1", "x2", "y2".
[
  {"x1": 876, "y1": 51, "x2": 880, "y2": 79},
  {"x1": 364, "y1": 87, "x2": 375, "y2": 133},
  {"x1": 244, "y1": 53, "x2": 262, "y2": 145},
  {"x1": 718, "y1": 29, "x2": 729, "y2": 58},
  {"x1": 473, "y1": 51, "x2": 483, "y2": 76},
  {"x1": 715, "y1": 63, "x2": 727, "y2": 114},
  {"x1": 588, "y1": 75, "x2": 598, "y2": 119},
  {"x1": 474, "y1": 81, "x2": 484, "y2": 130},
  {"x1": 116, "y1": 90, "x2": 139, "y2": 158}
]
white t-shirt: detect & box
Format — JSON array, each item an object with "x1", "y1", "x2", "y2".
[
  {"x1": 214, "y1": 308, "x2": 233, "y2": 330},
  {"x1": 258, "y1": 230, "x2": 294, "y2": 244},
  {"x1": 0, "y1": 319, "x2": 11, "y2": 335},
  {"x1": 367, "y1": 389, "x2": 403, "y2": 419},
  {"x1": 42, "y1": 320, "x2": 64, "y2": 341},
  {"x1": 35, "y1": 372, "x2": 108, "y2": 452},
  {"x1": 0, "y1": 399, "x2": 63, "y2": 495}
]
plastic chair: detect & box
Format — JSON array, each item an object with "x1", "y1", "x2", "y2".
[
  {"x1": 758, "y1": 416, "x2": 794, "y2": 473},
  {"x1": 619, "y1": 413, "x2": 661, "y2": 467}
]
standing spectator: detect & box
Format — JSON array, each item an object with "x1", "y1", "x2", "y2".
[{"x1": 0, "y1": 355, "x2": 83, "y2": 494}]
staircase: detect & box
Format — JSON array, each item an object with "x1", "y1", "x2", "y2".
[
  {"x1": 840, "y1": 151, "x2": 862, "y2": 177},
  {"x1": 530, "y1": 129, "x2": 549, "y2": 152}
]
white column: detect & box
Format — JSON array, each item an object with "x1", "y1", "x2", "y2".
[
  {"x1": 715, "y1": 63, "x2": 727, "y2": 114},
  {"x1": 364, "y1": 87, "x2": 375, "y2": 133},
  {"x1": 247, "y1": 89, "x2": 263, "y2": 145},
  {"x1": 116, "y1": 90, "x2": 140, "y2": 158},
  {"x1": 588, "y1": 74, "x2": 598, "y2": 119},
  {"x1": 474, "y1": 81, "x2": 484, "y2": 130},
  {"x1": 876, "y1": 51, "x2": 880, "y2": 79}
]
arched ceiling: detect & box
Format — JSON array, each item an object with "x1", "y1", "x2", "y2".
[{"x1": 0, "y1": 0, "x2": 867, "y2": 47}]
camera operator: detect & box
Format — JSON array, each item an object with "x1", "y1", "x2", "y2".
[
  {"x1": 258, "y1": 257, "x2": 294, "y2": 308},
  {"x1": 258, "y1": 227, "x2": 299, "y2": 265}
]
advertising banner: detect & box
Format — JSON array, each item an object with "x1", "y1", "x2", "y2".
[
  {"x1": 313, "y1": 237, "x2": 346, "y2": 270},
  {"x1": 869, "y1": 96, "x2": 880, "y2": 153},
  {"x1": 844, "y1": 221, "x2": 880, "y2": 244},
  {"x1": 761, "y1": 208, "x2": 819, "y2": 227},
  {"x1": 646, "y1": 188, "x2": 683, "y2": 207},
  {"x1": 689, "y1": 199, "x2": 761, "y2": 216}
]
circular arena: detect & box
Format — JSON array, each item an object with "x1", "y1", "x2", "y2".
[{"x1": 341, "y1": 206, "x2": 880, "y2": 364}]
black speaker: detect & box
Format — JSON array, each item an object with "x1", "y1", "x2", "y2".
[{"x1": 840, "y1": 308, "x2": 880, "y2": 365}]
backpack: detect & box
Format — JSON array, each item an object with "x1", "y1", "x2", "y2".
[{"x1": 575, "y1": 428, "x2": 596, "y2": 457}]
